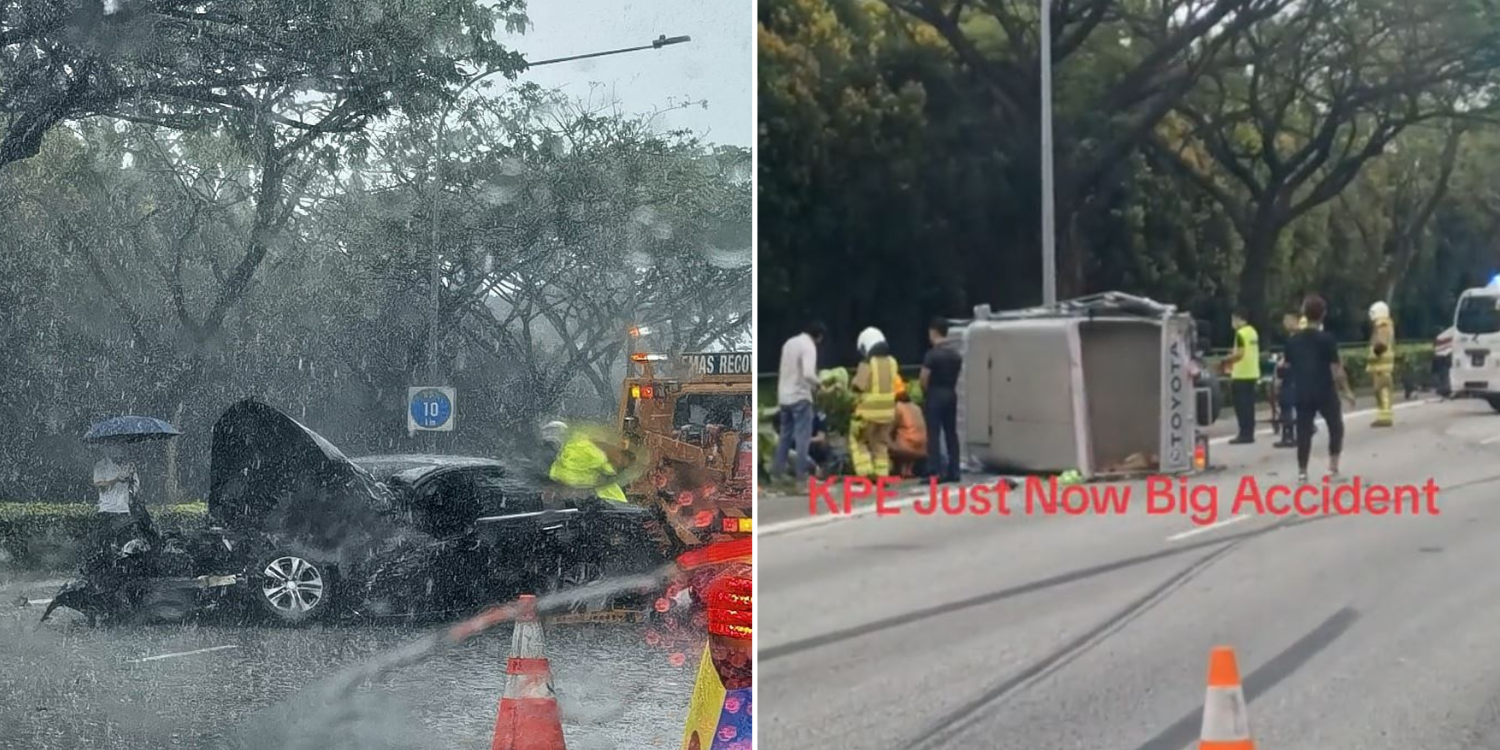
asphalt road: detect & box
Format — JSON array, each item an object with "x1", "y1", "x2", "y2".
[
  {"x1": 0, "y1": 590, "x2": 695, "y2": 750},
  {"x1": 760, "y1": 396, "x2": 1500, "y2": 750}
]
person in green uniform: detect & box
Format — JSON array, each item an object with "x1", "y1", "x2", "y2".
[
  {"x1": 548, "y1": 425, "x2": 629, "y2": 506},
  {"x1": 1223, "y1": 307, "x2": 1261, "y2": 444}
]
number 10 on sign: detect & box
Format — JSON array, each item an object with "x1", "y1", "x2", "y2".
[{"x1": 408, "y1": 387, "x2": 456, "y2": 433}]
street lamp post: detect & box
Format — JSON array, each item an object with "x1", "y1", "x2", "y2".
[
  {"x1": 1040, "y1": 0, "x2": 1057, "y2": 306},
  {"x1": 425, "y1": 34, "x2": 692, "y2": 383}
]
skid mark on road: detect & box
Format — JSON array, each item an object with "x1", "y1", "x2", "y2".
[
  {"x1": 760, "y1": 514, "x2": 1334, "y2": 664},
  {"x1": 900, "y1": 542, "x2": 1245, "y2": 750},
  {"x1": 1130, "y1": 607, "x2": 1361, "y2": 750}
]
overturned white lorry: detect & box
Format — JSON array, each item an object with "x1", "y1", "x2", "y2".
[{"x1": 948, "y1": 292, "x2": 1213, "y2": 480}]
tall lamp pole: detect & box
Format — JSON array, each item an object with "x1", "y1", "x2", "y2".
[
  {"x1": 1040, "y1": 0, "x2": 1057, "y2": 306},
  {"x1": 426, "y1": 34, "x2": 692, "y2": 383}
]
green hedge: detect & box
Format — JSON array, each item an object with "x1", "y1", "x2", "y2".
[
  {"x1": 0, "y1": 502, "x2": 207, "y2": 571},
  {"x1": 1206, "y1": 342, "x2": 1435, "y2": 401}
]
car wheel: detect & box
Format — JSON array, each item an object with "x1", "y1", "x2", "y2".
[
  {"x1": 1487, "y1": 397, "x2": 1500, "y2": 413},
  {"x1": 253, "y1": 552, "x2": 333, "y2": 625}
]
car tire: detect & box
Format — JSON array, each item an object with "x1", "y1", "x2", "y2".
[
  {"x1": 252, "y1": 550, "x2": 335, "y2": 625},
  {"x1": 1487, "y1": 397, "x2": 1500, "y2": 413}
]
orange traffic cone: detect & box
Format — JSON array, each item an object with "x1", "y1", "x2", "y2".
[
  {"x1": 491, "y1": 594, "x2": 567, "y2": 750},
  {"x1": 1199, "y1": 646, "x2": 1254, "y2": 750}
]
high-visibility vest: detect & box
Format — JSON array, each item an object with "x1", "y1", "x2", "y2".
[
  {"x1": 1369, "y1": 318, "x2": 1396, "y2": 373},
  {"x1": 855, "y1": 356, "x2": 898, "y2": 423},
  {"x1": 1231, "y1": 325, "x2": 1260, "y2": 381},
  {"x1": 549, "y1": 433, "x2": 628, "y2": 503}
]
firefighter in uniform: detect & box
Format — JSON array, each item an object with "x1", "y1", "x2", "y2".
[
  {"x1": 850, "y1": 327, "x2": 899, "y2": 479},
  {"x1": 1368, "y1": 301, "x2": 1396, "y2": 427}
]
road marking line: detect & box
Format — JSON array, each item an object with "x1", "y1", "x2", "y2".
[
  {"x1": 1481, "y1": 434, "x2": 1500, "y2": 445},
  {"x1": 760, "y1": 399, "x2": 1440, "y2": 537},
  {"x1": 129, "y1": 645, "x2": 239, "y2": 664},
  {"x1": 1166, "y1": 514, "x2": 1252, "y2": 541}
]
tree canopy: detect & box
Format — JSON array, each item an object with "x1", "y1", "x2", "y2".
[
  {"x1": 759, "y1": 0, "x2": 1500, "y2": 365},
  {"x1": 0, "y1": 3, "x2": 750, "y2": 501}
]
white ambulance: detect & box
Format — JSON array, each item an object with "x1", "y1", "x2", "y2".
[{"x1": 1448, "y1": 276, "x2": 1500, "y2": 410}]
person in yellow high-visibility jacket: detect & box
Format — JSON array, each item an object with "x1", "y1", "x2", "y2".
[
  {"x1": 850, "y1": 327, "x2": 899, "y2": 479},
  {"x1": 1368, "y1": 301, "x2": 1397, "y2": 427},
  {"x1": 548, "y1": 424, "x2": 629, "y2": 504}
]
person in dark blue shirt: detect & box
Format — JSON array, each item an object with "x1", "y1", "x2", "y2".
[{"x1": 921, "y1": 318, "x2": 964, "y2": 483}]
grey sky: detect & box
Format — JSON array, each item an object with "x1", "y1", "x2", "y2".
[{"x1": 506, "y1": 0, "x2": 752, "y2": 148}]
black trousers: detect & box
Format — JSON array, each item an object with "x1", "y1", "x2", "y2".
[
  {"x1": 1231, "y1": 380, "x2": 1257, "y2": 440},
  {"x1": 925, "y1": 389, "x2": 960, "y2": 480},
  {"x1": 1295, "y1": 392, "x2": 1345, "y2": 471}
]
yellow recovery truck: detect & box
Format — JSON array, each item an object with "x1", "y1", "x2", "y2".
[{"x1": 617, "y1": 341, "x2": 754, "y2": 544}]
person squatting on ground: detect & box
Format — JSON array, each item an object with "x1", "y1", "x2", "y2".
[
  {"x1": 772, "y1": 321, "x2": 825, "y2": 483},
  {"x1": 889, "y1": 389, "x2": 927, "y2": 478},
  {"x1": 921, "y1": 317, "x2": 964, "y2": 483},
  {"x1": 850, "y1": 327, "x2": 899, "y2": 479},
  {"x1": 1283, "y1": 295, "x2": 1357, "y2": 483},
  {"x1": 1225, "y1": 307, "x2": 1261, "y2": 444},
  {"x1": 1368, "y1": 301, "x2": 1396, "y2": 427}
]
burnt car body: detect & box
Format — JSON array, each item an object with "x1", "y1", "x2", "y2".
[{"x1": 43, "y1": 399, "x2": 671, "y2": 626}]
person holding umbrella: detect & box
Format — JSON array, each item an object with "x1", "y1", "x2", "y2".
[
  {"x1": 91, "y1": 445, "x2": 141, "y2": 547},
  {"x1": 82, "y1": 415, "x2": 179, "y2": 550}
]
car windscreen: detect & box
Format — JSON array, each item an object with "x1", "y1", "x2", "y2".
[
  {"x1": 1456, "y1": 295, "x2": 1500, "y2": 334},
  {"x1": 672, "y1": 394, "x2": 748, "y2": 430}
]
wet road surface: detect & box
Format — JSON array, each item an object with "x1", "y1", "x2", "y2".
[
  {"x1": 761, "y1": 397, "x2": 1500, "y2": 750},
  {"x1": 0, "y1": 596, "x2": 694, "y2": 750}
]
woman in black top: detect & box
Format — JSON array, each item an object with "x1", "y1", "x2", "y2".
[{"x1": 1282, "y1": 295, "x2": 1357, "y2": 482}]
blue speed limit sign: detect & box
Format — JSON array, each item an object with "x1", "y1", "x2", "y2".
[{"x1": 408, "y1": 387, "x2": 455, "y2": 432}]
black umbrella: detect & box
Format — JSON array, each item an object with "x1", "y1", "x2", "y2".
[{"x1": 82, "y1": 416, "x2": 182, "y2": 445}]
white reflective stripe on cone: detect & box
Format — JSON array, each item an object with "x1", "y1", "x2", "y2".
[
  {"x1": 513, "y1": 620, "x2": 545, "y2": 659},
  {"x1": 1200, "y1": 687, "x2": 1252, "y2": 741},
  {"x1": 503, "y1": 669, "x2": 557, "y2": 700}
]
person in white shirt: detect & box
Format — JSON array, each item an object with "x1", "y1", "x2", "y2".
[
  {"x1": 91, "y1": 447, "x2": 142, "y2": 549},
  {"x1": 771, "y1": 321, "x2": 825, "y2": 483}
]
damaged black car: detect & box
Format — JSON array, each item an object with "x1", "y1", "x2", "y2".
[{"x1": 43, "y1": 399, "x2": 672, "y2": 626}]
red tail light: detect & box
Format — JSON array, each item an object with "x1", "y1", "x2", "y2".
[
  {"x1": 676, "y1": 538, "x2": 752, "y2": 570},
  {"x1": 703, "y1": 565, "x2": 752, "y2": 690},
  {"x1": 705, "y1": 574, "x2": 751, "y2": 641}
]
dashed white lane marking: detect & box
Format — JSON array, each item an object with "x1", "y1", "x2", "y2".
[
  {"x1": 761, "y1": 399, "x2": 1439, "y2": 538},
  {"x1": 1481, "y1": 433, "x2": 1500, "y2": 445},
  {"x1": 128, "y1": 645, "x2": 239, "y2": 664},
  {"x1": 1166, "y1": 514, "x2": 1253, "y2": 541}
]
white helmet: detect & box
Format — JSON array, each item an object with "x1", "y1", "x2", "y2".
[
  {"x1": 540, "y1": 421, "x2": 567, "y2": 446},
  {"x1": 1368, "y1": 301, "x2": 1390, "y2": 321},
  {"x1": 857, "y1": 327, "x2": 887, "y2": 358}
]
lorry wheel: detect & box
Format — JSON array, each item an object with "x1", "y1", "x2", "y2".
[{"x1": 252, "y1": 551, "x2": 334, "y2": 625}]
